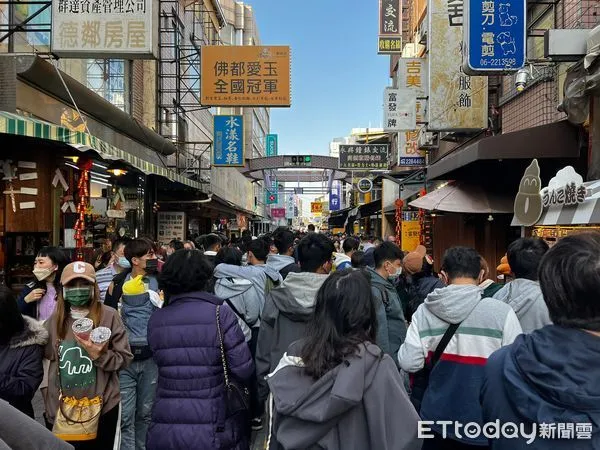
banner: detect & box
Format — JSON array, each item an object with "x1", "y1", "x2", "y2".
[
  {"x1": 463, "y1": 0, "x2": 526, "y2": 73},
  {"x1": 201, "y1": 46, "x2": 291, "y2": 107},
  {"x1": 266, "y1": 134, "x2": 278, "y2": 156},
  {"x1": 52, "y1": 0, "x2": 158, "y2": 58},
  {"x1": 271, "y1": 208, "x2": 286, "y2": 219},
  {"x1": 329, "y1": 182, "x2": 341, "y2": 211},
  {"x1": 378, "y1": 0, "x2": 402, "y2": 53},
  {"x1": 401, "y1": 220, "x2": 421, "y2": 252},
  {"x1": 384, "y1": 88, "x2": 417, "y2": 131},
  {"x1": 213, "y1": 115, "x2": 244, "y2": 166},
  {"x1": 339, "y1": 144, "x2": 389, "y2": 170},
  {"x1": 286, "y1": 194, "x2": 296, "y2": 218},
  {"x1": 428, "y1": 0, "x2": 488, "y2": 130}
]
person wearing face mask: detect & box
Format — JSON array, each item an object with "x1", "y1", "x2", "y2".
[
  {"x1": 17, "y1": 247, "x2": 70, "y2": 322},
  {"x1": 367, "y1": 242, "x2": 408, "y2": 366},
  {"x1": 43, "y1": 261, "x2": 133, "y2": 449},
  {"x1": 96, "y1": 239, "x2": 131, "y2": 305}
]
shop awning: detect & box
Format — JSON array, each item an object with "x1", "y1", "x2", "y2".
[
  {"x1": 328, "y1": 206, "x2": 353, "y2": 227},
  {"x1": 410, "y1": 181, "x2": 514, "y2": 214},
  {"x1": 358, "y1": 199, "x2": 382, "y2": 218},
  {"x1": 0, "y1": 111, "x2": 204, "y2": 191},
  {"x1": 427, "y1": 121, "x2": 581, "y2": 180},
  {"x1": 511, "y1": 180, "x2": 600, "y2": 226}
]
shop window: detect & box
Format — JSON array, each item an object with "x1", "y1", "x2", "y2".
[{"x1": 85, "y1": 60, "x2": 131, "y2": 113}]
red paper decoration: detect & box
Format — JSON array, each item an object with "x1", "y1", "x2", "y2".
[
  {"x1": 394, "y1": 199, "x2": 404, "y2": 247},
  {"x1": 74, "y1": 158, "x2": 91, "y2": 253}
]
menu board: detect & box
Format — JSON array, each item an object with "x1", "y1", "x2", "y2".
[{"x1": 157, "y1": 212, "x2": 186, "y2": 242}]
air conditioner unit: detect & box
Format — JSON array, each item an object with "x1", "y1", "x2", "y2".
[
  {"x1": 418, "y1": 20, "x2": 428, "y2": 45},
  {"x1": 418, "y1": 131, "x2": 438, "y2": 149}
]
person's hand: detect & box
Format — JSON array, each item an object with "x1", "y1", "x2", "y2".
[
  {"x1": 74, "y1": 334, "x2": 109, "y2": 361},
  {"x1": 24, "y1": 288, "x2": 45, "y2": 303}
]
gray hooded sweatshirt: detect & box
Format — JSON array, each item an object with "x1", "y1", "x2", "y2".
[
  {"x1": 266, "y1": 254, "x2": 301, "y2": 280},
  {"x1": 213, "y1": 277, "x2": 256, "y2": 341},
  {"x1": 266, "y1": 342, "x2": 422, "y2": 450},
  {"x1": 493, "y1": 279, "x2": 552, "y2": 333},
  {"x1": 255, "y1": 272, "x2": 328, "y2": 403}
]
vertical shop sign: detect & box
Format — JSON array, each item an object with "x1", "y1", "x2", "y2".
[
  {"x1": 398, "y1": 131, "x2": 426, "y2": 166},
  {"x1": 265, "y1": 176, "x2": 278, "y2": 205},
  {"x1": 213, "y1": 115, "x2": 244, "y2": 167},
  {"x1": 396, "y1": 58, "x2": 429, "y2": 97},
  {"x1": 428, "y1": 0, "x2": 488, "y2": 130},
  {"x1": 463, "y1": 0, "x2": 526, "y2": 73},
  {"x1": 384, "y1": 88, "x2": 417, "y2": 131},
  {"x1": 266, "y1": 134, "x2": 278, "y2": 156},
  {"x1": 378, "y1": 0, "x2": 402, "y2": 54},
  {"x1": 329, "y1": 182, "x2": 341, "y2": 211},
  {"x1": 286, "y1": 194, "x2": 296, "y2": 218},
  {"x1": 52, "y1": 0, "x2": 158, "y2": 58}
]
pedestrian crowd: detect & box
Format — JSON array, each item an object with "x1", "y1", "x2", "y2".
[{"x1": 1, "y1": 227, "x2": 599, "y2": 449}]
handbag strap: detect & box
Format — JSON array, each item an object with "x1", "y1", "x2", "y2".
[
  {"x1": 215, "y1": 305, "x2": 231, "y2": 388},
  {"x1": 430, "y1": 322, "x2": 461, "y2": 368}
]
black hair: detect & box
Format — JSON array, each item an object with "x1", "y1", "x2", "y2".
[
  {"x1": 248, "y1": 237, "x2": 270, "y2": 262},
  {"x1": 216, "y1": 247, "x2": 243, "y2": 266},
  {"x1": 203, "y1": 234, "x2": 222, "y2": 251},
  {"x1": 124, "y1": 238, "x2": 154, "y2": 263},
  {"x1": 507, "y1": 237, "x2": 549, "y2": 281},
  {"x1": 97, "y1": 251, "x2": 113, "y2": 271},
  {"x1": 169, "y1": 239, "x2": 184, "y2": 251},
  {"x1": 307, "y1": 224, "x2": 316, "y2": 232},
  {"x1": 159, "y1": 249, "x2": 214, "y2": 301},
  {"x1": 112, "y1": 238, "x2": 129, "y2": 253},
  {"x1": 300, "y1": 270, "x2": 377, "y2": 379},
  {"x1": 0, "y1": 286, "x2": 24, "y2": 344},
  {"x1": 374, "y1": 242, "x2": 404, "y2": 269},
  {"x1": 273, "y1": 228, "x2": 295, "y2": 254},
  {"x1": 441, "y1": 247, "x2": 482, "y2": 281},
  {"x1": 343, "y1": 237, "x2": 360, "y2": 254},
  {"x1": 37, "y1": 246, "x2": 70, "y2": 290},
  {"x1": 297, "y1": 233, "x2": 335, "y2": 272},
  {"x1": 351, "y1": 250, "x2": 367, "y2": 268},
  {"x1": 539, "y1": 232, "x2": 600, "y2": 331}
]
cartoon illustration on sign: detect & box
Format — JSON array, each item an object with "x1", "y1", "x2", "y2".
[
  {"x1": 497, "y1": 32, "x2": 516, "y2": 55},
  {"x1": 498, "y1": 4, "x2": 518, "y2": 26},
  {"x1": 514, "y1": 159, "x2": 543, "y2": 226}
]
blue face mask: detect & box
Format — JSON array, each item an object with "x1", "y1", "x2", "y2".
[{"x1": 117, "y1": 256, "x2": 131, "y2": 269}]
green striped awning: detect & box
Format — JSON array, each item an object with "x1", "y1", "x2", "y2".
[{"x1": 0, "y1": 111, "x2": 204, "y2": 191}]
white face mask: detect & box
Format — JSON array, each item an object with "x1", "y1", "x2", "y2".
[
  {"x1": 33, "y1": 267, "x2": 55, "y2": 281},
  {"x1": 388, "y1": 265, "x2": 403, "y2": 280}
]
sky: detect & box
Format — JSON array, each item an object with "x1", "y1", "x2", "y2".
[{"x1": 248, "y1": 0, "x2": 392, "y2": 156}]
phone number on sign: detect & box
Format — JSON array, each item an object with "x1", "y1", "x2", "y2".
[{"x1": 479, "y1": 58, "x2": 518, "y2": 67}]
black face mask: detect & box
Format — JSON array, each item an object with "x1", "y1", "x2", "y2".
[{"x1": 145, "y1": 259, "x2": 158, "y2": 274}]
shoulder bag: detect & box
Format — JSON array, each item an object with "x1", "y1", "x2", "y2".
[
  {"x1": 216, "y1": 305, "x2": 250, "y2": 418},
  {"x1": 409, "y1": 322, "x2": 461, "y2": 413}
]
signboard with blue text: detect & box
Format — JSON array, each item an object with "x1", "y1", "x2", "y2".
[
  {"x1": 213, "y1": 115, "x2": 244, "y2": 166},
  {"x1": 266, "y1": 134, "x2": 278, "y2": 156},
  {"x1": 464, "y1": 0, "x2": 526, "y2": 73},
  {"x1": 329, "y1": 182, "x2": 341, "y2": 211}
]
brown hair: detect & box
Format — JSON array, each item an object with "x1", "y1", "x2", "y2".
[
  {"x1": 55, "y1": 282, "x2": 103, "y2": 340},
  {"x1": 480, "y1": 257, "x2": 491, "y2": 280}
]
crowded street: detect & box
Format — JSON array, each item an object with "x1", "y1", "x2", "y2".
[{"x1": 0, "y1": 0, "x2": 600, "y2": 449}]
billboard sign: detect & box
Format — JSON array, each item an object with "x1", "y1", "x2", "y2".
[
  {"x1": 398, "y1": 131, "x2": 426, "y2": 166},
  {"x1": 271, "y1": 208, "x2": 286, "y2": 219},
  {"x1": 396, "y1": 58, "x2": 428, "y2": 97},
  {"x1": 266, "y1": 134, "x2": 278, "y2": 156},
  {"x1": 384, "y1": 88, "x2": 417, "y2": 131},
  {"x1": 52, "y1": 0, "x2": 158, "y2": 58},
  {"x1": 463, "y1": 0, "x2": 526, "y2": 73},
  {"x1": 213, "y1": 115, "x2": 244, "y2": 166},
  {"x1": 378, "y1": 0, "x2": 402, "y2": 53},
  {"x1": 311, "y1": 202, "x2": 323, "y2": 215},
  {"x1": 339, "y1": 144, "x2": 389, "y2": 170},
  {"x1": 201, "y1": 46, "x2": 291, "y2": 107},
  {"x1": 428, "y1": 0, "x2": 488, "y2": 130}
]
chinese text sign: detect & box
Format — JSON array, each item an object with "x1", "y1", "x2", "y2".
[
  {"x1": 464, "y1": 0, "x2": 526, "y2": 73},
  {"x1": 52, "y1": 0, "x2": 157, "y2": 58},
  {"x1": 157, "y1": 212, "x2": 186, "y2": 242},
  {"x1": 213, "y1": 115, "x2": 244, "y2": 167},
  {"x1": 397, "y1": 58, "x2": 429, "y2": 97},
  {"x1": 384, "y1": 88, "x2": 417, "y2": 131},
  {"x1": 378, "y1": 0, "x2": 402, "y2": 54},
  {"x1": 339, "y1": 145, "x2": 390, "y2": 170},
  {"x1": 329, "y1": 182, "x2": 341, "y2": 211},
  {"x1": 266, "y1": 134, "x2": 278, "y2": 156},
  {"x1": 398, "y1": 131, "x2": 426, "y2": 166},
  {"x1": 271, "y1": 208, "x2": 286, "y2": 219},
  {"x1": 201, "y1": 46, "x2": 291, "y2": 107},
  {"x1": 311, "y1": 202, "x2": 323, "y2": 214},
  {"x1": 428, "y1": 0, "x2": 488, "y2": 130}
]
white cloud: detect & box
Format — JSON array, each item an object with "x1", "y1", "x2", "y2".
[{"x1": 547, "y1": 166, "x2": 583, "y2": 189}]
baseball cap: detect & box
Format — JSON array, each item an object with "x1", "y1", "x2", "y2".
[
  {"x1": 61, "y1": 261, "x2": 96, "y2": 285},
  {"x1": 403, "y1": 245, "x2": 428, "y2": 275}
]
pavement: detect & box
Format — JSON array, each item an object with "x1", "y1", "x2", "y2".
[{"x1": 33, "y1": 389, "x2": 267, "y2": 449}]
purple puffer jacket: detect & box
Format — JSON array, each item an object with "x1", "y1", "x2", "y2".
[{"x1": 146, "y1": 290, "x2": 254, "y2": 450}]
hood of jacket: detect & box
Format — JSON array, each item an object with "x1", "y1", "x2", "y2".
[
  {"x1": 266, "y1": 254, "x2": 296, "y2": 272},
  {"x1": 9, "y1": 316, "x2": 49, "y2": 349},
  {"x1": 333, "y1": 252, "x2": 351, "y2": 268},
  {"x1": 267, "y1": 343, "x2": 384, "y2": 444},
  {"x1": 503, "y1": 326, "x2": 600, "y2": 426},
  {"x1": 270, "y1": 272, "x2": 328, "y2": 319},
  {"x1": 214, "y1": 277, "x2": 254, "y2": 299},
  {"x1": 493, "y1": 279, "x2": 544, "y2": 317},
  {"x1": 424, "y1": 284, "x2": 482, "y2": 324}
]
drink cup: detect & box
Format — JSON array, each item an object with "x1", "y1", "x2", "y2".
[
  {"x1": 72, "y1": 318, "x2": 94, "y2": 340},
  {"x1": 90, "y1": 327, "x2": 112, "y2": 345}
]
